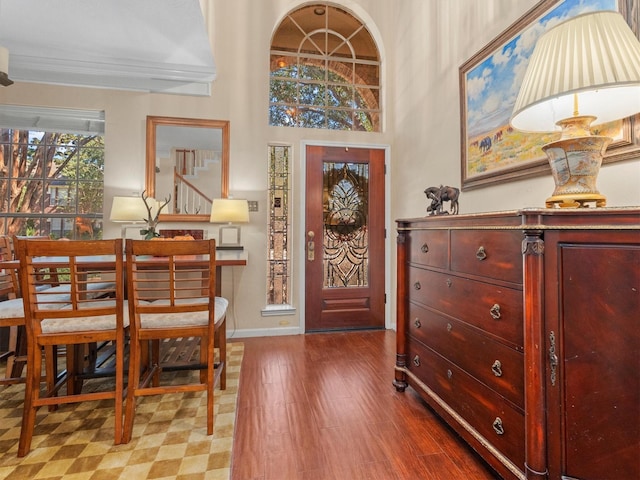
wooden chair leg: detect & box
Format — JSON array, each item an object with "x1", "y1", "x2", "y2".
[
  {"x1": 123, "y1": 336, "x2": 140, "y2": 444},
  {"x1": 206, "y1": 335, "x2": 215, "y2": 435},
  {"x1": 151, "y1": 340, "x2": 160, "y2": 387},
  {"x1": 199, "y1": 336, "x2": 207, "y2": 384},
  {"x1": 65, "y1": 344, "x2": 76, "y2": 395},
  {"x1": 18, "y1": 341, "x2": 42, "y2": 457},
  {"x1": 113, "y1": 335, "x2": 124, "y2": 445},
  {"x1": 11, "y1": 327, "x2": 28, "y2": 379},
  {"x1": 44, "y1": 345, "x2": 59, "y2": 412},
  {"x1": 216, "y1": 318, "x2": 227, "y2": 390},
  {"x1": 3, "y1": 325, "x2": 18, "y2": 380}
]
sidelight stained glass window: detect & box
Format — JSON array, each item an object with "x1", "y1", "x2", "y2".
[{"x1": 267, "y1": 144, "x2": 291, "y2": 305}]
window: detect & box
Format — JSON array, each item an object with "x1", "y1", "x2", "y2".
[
  {"x1": 265, "y1": 144, "x2": 292, "y2": 310},
  {"x1": 269, "y1": 3, "x2": 381, "y2": 131},
  {"x1": 0, "y1": 106, "x2": 105, "y2": 239}
]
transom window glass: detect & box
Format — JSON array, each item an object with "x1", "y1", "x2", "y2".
[{"x1": 269, "y1": 3, "x2": 381, "y2": 131}]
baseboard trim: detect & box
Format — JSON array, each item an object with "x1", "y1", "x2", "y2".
[{"x1": 227, "y1": 326, "x2": 302, "y2": 338}]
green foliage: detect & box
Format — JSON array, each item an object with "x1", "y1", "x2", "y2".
[
  {"x1": 269, "y1": 63, "x2": 377, "y2": 131},
  {"x1": 0, "y1": 129, "x2": 104, "y2": 237}
]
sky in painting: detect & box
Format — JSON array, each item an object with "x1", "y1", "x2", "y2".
[{"x1": 465, "y1": 0, "x2": 617, "y2": 138}]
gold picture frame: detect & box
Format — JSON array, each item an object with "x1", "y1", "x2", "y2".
[{"x1": 459, "y1": 0, "x2": 639, "y2": 191}]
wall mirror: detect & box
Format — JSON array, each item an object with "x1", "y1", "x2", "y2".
[{"x1": 145, "y1": 115, "x2": 229, "y2": 222}]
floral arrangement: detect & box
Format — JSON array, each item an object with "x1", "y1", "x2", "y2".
[{"x1": 140, "y1": 190, "x2": 171, "y2": 240}]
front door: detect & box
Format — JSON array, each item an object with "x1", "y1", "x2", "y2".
[{"x1": 305, "y1": 145, "x2": 385, "y2": 331}]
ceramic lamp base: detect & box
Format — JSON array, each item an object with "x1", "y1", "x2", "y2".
[
  {"x1": 545, "y1": 193, "x2": 607, "y2": 208},
  {"x1": 542, "y1": 116, "x2": 611, "y2": 208}
]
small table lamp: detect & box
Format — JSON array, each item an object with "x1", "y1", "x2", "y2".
[
  {"x1": 210, "y1": 198, "x2": 250, "y2": 250},
  {"x1": 109, "y1": 196, "x2": 149, "y2": 238},
  {"x1": 510, "y1": 10, "x2": 640, "y2": 208}
]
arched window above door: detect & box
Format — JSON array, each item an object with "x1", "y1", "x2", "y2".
[{"x1": 269, "y1": 3, "x2": 381, "y2": 131}]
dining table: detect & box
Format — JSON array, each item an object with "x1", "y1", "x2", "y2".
[
  {"x1": 0, "y1": 245, "x2": 247, "y2": 386},
  {"x1": 0, "y1": 248, "x2": 248, "y2": 297}
]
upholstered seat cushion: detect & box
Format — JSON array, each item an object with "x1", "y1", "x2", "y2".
[
  {"x1": 139, "y1": 297, "x2": 228, "y2": 329},
  {"x1": 40, "y1": 299, "x2": 131, "y2": 333},
  {"x1": 0, "y1": 294, "x2": 72, "y2": 319}
]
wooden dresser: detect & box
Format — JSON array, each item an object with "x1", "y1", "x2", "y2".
[{"x1": 394, "y1": 208, "x2": 639, "y2": 480}]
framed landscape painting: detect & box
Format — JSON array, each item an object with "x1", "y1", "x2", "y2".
[{"x1": 460, "y1": 0, "x2": 639, "y2": 190}]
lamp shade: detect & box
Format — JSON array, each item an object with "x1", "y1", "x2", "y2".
[
  {"x1": 209, "y1": 198, "x2": 250, "y2": 223},
  {"x1": 109, "y1": 196, "x2": 150, "y2": 222},
  {"x1": 511, "y1": 10, "x2": 640, "y2": 132},
  {"x1": 0, "y1": 46, "x2": 13, "y2": 86}
]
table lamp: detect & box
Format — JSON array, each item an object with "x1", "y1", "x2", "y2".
[
  {"x1": 209, "y1": 198, "x2": 250, "y2": 250},
  {"x1": 510, "y1": 10, "x2": 640, "y2": 208},
  {"x1": 109, "y1": 196, "x2": 150, "y2": 238}
]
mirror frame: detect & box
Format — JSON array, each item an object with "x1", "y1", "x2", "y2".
[{"x1": 145, "y1": 115, "x2": 230, "y2": 222}]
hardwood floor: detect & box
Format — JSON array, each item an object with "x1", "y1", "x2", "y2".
[{"x1": 230, "y1": 330, "x2": 500, "y2": 480}]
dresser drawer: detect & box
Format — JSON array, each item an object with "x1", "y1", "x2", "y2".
[
  {"x1": 407, "y1": 339, "x2": 525, "y2": 468},
  {"x1": 408, "y1": 267, "x2": 523, "y2": 347},
  {"x1": 408, "y1": 301, "x2": 524, "y2": 407},
  {"x1": 408, "y1": 229, "x2": 448, "y2": 269},
  {"x1": 450, "y1": 230, "x2": 522, "y2": 284}
]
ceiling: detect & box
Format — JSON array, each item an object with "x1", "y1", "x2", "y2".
[{"x1": 0, "y1": 0, "x2": 216, "y2": 96}]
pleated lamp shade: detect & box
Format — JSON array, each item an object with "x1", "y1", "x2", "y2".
[
  {"x1": 209, "y1": 199, "x2": 250, "y2": 224},
  {"x1": 511, "y1": 10, "x2": 640, "y2": 132},
  {"x1": 109, "y1": 196, "x2": 151, "y2": 223}
]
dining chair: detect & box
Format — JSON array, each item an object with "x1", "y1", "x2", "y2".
[
  {"x1": 0, "y1": 235, "x2": 26, "y2": 385},
  {"x1": 123, "y1": 238, "x2": 228, "y2": 443},
  {"x1": 1, "y1": 236, "x2": 74, "y2": 390},
  {"x1": 14, "y1": 237, "x2": 126, "y2": 457}
]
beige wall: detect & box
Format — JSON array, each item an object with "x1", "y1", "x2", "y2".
[
  {"x1": 1, "y1": 0, "x2": 638, "y2": 336},
  {"x1": 390, "y1": 0, "x2": 640, "y2": 220}
]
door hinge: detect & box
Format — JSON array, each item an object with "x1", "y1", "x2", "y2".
[{"x1": 384, "y1": 293, "x2": 387, "y2": 304}]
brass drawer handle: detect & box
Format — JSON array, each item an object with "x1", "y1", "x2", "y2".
[
  {"x1": 490, "y1": 303, "x2": 501, "y2": 320},
  {"x1": 492, "y1": 417, "x2": 504, "y2": 435},
  {"x1": 491, "y1": 360, "x2": 503, "y2": 377},
  {"x1": 414, "y1": 318, "x2": 422, "y2": 328},
  {"x1": 421, "y1": 243, "x2": 429, "y2": 253},
  {"x1": 447, "y1": 369, "x2": 452, "y2": 379},
  {"x1": 413, "y1": 355, "x2": 421, "y2": 367},
  {"x1": 476, "y1": 246, "x2": 487, "y2": 261},
  {"x1": 414, "y1": 281, "x2": 421, "y2": 290},
  {"x1": 446, "y1": 323, "x2": 452, "y2": 332}
]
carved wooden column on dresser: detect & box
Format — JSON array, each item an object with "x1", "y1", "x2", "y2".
[{"x1": 394, "y1": 208, "x2": 640, "y2": 480}]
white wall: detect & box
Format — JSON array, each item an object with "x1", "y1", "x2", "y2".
[{"x1": 1, "y1": 0, "x2": 638, "y2": 336}]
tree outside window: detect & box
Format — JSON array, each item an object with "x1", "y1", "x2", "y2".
[{"x1": 0, "y1": 129, "x2": 104, "y2": 239}]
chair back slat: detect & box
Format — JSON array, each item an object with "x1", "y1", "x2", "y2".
[
  {"x1": 126, "y1": 239, "x2": 216, "y2": 316},
  {"x1": 15, "y1": 239, "x2": 124, "y2": 333},
  {"x1": 0, "y1": 236, "x2": 19, "y2": 300}
]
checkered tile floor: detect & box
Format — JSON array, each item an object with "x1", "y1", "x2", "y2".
[{"x1": 0, "y1": 342, "x2": 243, "y2": 480}]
